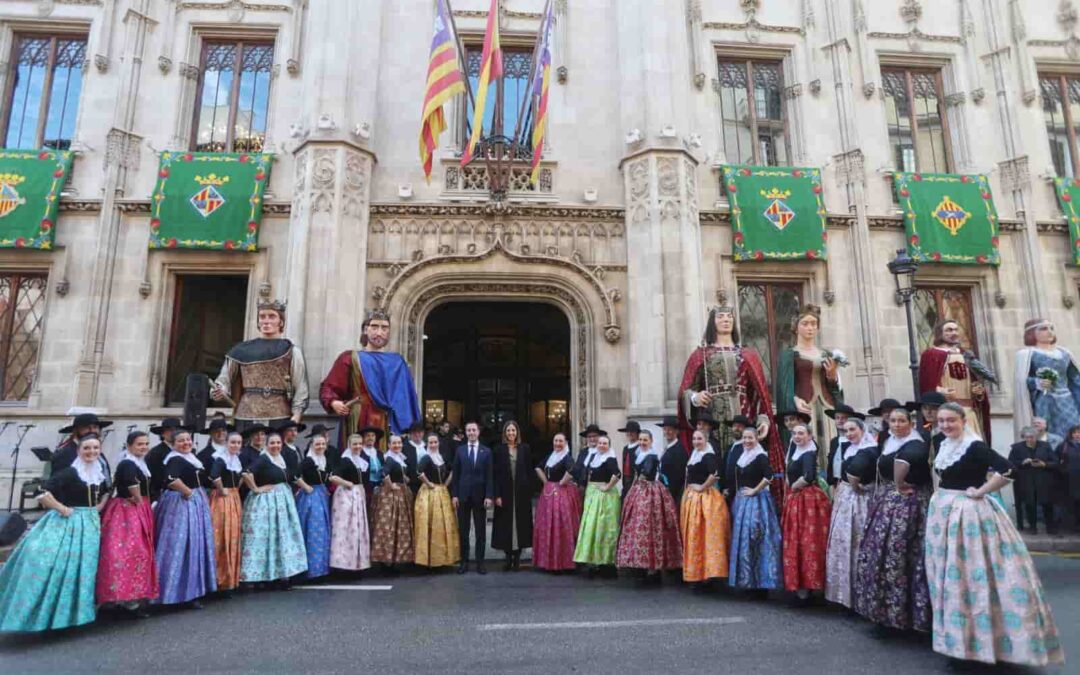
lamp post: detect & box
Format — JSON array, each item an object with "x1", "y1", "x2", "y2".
[{"x1": 887, "y1": 248, "x2": 921, "y2": 400}]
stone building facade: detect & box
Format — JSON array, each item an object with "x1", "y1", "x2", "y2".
[{"x1": 0, "y1": 0, "x2": 1076, "y2": 494}]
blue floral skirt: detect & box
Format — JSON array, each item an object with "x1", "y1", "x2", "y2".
[
  {"x1": 155, "y1": 488, "x2": 217, "y2": 604},
  {"x1": 295, "y1": 484, "x2": 331, "y2": 579},
  {"x1": 728, "y1": 490, "x2": 782, "y2": 590},
  {"x1": 241, "y1": 484, "x2": 308, "y2": 582}
]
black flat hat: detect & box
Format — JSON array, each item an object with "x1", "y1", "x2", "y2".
[
  {"x1": 867, "y1": 398, "x2": 905, "y2": 416},
  {"x1": 305, "y1": 423, "x2": 336, "y2": 438},
  {"x1": 357, "y1": 426, "x2": 385, "y2": 441},
  {"x1": 59, "y1": 413, "x2": 113, "y2": 434},
  {"x1": 202, "y1": 418, "x2": 234, "y2": 434},
  {"x1": 825, "y1": 404, "x2": 866, "y2": 421},
  {"x1": 150, "y1": 417, "x2": 194, "y2": 435},
  {"x1": 691, "y1": 414, "x2": 721, "y2": 428},
  {"x1": 725, "y1": 415, "x2": 753, "y2": 427},
  {"x1": 775, "y1": 410, "x2": 812, "y2": 425},
  {"x1": 617, "y1": 421, "x2": 642, "y2": 433},
  {"x1": 240, "y1": 424, "x2": 271, "y2": 438},
  {"x1": 917, "y1": 392, "x2": 948, "y2": 407},
  {"x1": 405, "y1": 420, "x2": 426, "y2": 433},
  {"x1": 579, "y1": 423, "x2": 607, "y2": 437},
  {"x1": 273, "y1": 420, "x2": 308, "y2": 433},
  {"x1": 658, "y1": 416, "x2": 680, "y2": 429}
]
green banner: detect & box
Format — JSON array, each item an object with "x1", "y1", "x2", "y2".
[
  {"x1": 894, "y1": 171, "x2": 1000, "y2": 265},
  {"x1": 149, "y1": 151, "x2": 272, "y2": 251},
  {"x1": 0, "y1": 149, "x2": 73, "y2": 250},
  {"x1": 721, "y1": 166, "x2": 827, "y2": 261},
  {"x1": 1052, "y1": 176, "x2": 1080, "y2": 265}
]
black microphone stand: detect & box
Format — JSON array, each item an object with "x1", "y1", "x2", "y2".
[{"x1": 6, "y1": 423, "x2": 34, "y2": 512}]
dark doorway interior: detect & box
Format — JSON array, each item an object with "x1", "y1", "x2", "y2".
[{"x1": 422, "y1": 301, "x2": 570, "y2": 451}]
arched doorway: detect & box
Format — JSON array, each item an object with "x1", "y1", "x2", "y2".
[{"x1": 422, "y1": 301, "x2": 571, "y2": 449}]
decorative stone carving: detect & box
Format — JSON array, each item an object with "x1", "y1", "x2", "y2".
[
  {"x1": 310, "y1": 148, "x2": 337, "y2": 214},
  {"x1": 105, "y1": 129, "x2": 142, "y2": 170},
  {"x1": 1060, "y1": 1, "x2": 1079, "y2": 34},
  {"x1": 444, "y1": 164, "x2": 553, "y2": 195},
  {"x1": 900, "y1": 0, "x2": 922, "y2": 25},
  {"x1": 998, "y1": 156, "x2": 1031, "y2": 193},
  {"x1": 158, "y1": 56, "x2": 172, "y2": 74},
  {"x1": 833, "y1": 149, "x2": 866, "y2": 187}
]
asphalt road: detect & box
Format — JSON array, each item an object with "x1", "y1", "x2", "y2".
[{"x1": 1, "y1": 555, "x2": 1076, "y2": 674}]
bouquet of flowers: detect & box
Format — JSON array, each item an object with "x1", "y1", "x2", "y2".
[
  {"x1": 831, "y1": 349, "x2": 851, "y2": 367},
  {"x1": 1036, "y1": 367, "x2": 1059, "y2": 388}
]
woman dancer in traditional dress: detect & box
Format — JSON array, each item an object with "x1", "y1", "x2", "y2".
[
  {"x1": 240, "y1": 431, "x2": 308, "y2": 588},
  {"x1": 680, "y1": 429, "x2": 730, "y2": 587},
  {"x1": 781, "y1": 424, "x2": 831, "y2": 601},
  {"x1": 0, "y1": 435, "x2": 108, "y2": 631},
  {"x1": 155, "y1": 429, "x2": 216, "y2": 608},
  {"x1": 97, "y1": 431, "x2": 158, "y2": 617},
  {"x1": 414, "y1": 433, "x2": 460, "y2": 569},
  {"x1": 370, "y1": 435, "x2": 415, "y2": 573},
  {"x1": 295, "y1": 434, "x2": 333, "y2": 580},
  {"x1": 823, "y1": 419, "x2": 876, "y2": 609},
  {"x1": 573, "y1": 435, "x2": 622, "y2": 578},
  {"x1": 532, "y1": 433, "x2": 580, "y2": 572},
  {"x1": 616, "y1": 430, "x2": 682, "y2": 583},
  {"x1": 728, "y1": 427, "x2": 782, "y2": 594},
  {"x1": 209, "y1": 430, "x2": 244, "y2": 594},
  {"x1": 330, "y1": 433, "x2": 371, "y2": 574},
  {"x1": 925, "y1": 403, "x2": 1063, "y2": 666},
  {"x1": 855, "y1": 406, "x2": 932, "y2": 631},
  {"x1": 492, "y1": 421, "x2": 534, "y2": 571}
]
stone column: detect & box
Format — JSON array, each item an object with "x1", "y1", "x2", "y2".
[
  {"x1": 284, "y1": 0, "x2": 380, "y2": 385},
  {"x1": 617, "y1": 0, "x2": 703, "y2": 413}
]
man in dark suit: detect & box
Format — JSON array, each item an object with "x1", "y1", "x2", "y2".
[
  {"x1": 452, "y1": 421, "x2": 494, "y2": 574},
  {"x1": 722, "y1": 415, "x2": 751, "y2": 504},
  {"x1": 659, "y1": 416, "x2": 687, "y2": 504},
  {"x1": 618, "y1": 421, "x2": 641, "y2": 493},
  {"x1": 196, "y1": 416, "x2": 233, "y2": 472},
  {"x1": 573, "y1": 423, "x2": 605, "y2": 488},
  {"x1": 51, "y1": 412, "x2": 112, "y2": 476},
  {"x1": 436, "y1": 419, "x2": 457, "y2": 466}
]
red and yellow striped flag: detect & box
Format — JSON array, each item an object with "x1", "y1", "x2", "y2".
[
  {"x1": 461, "y1": 0, "x2": 502, "y2": 167},
  {"x1": 419, "y1": 0, "x2": 466, "y2": 181},
  {"x1": 529, "y1": 1, "x2": 555, "y2": 184}
]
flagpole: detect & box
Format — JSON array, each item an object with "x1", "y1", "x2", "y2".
[
  {"x1": 443, "y1": 0, "x2": 476, "y2": 118},
  {"x1": 511, "y1": 0, "x2": 551, "y2": 146}
]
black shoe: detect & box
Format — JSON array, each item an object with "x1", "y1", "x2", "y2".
[
  {"x1": 457, "y1": 561, "x2": 468, "y2": 574},
  {"x1": 134, "y1": 607, "x2": 152, "y2": 619},
  {"x1": 503, "y1": 556, "x2": 513, "y2": 572},
  {"x1": 188, "y1": 600, "x2": 204, "y2": 610},
  {"x1": 512, "y1": 553, "x2": 521, "y2": 571},
  {"x1": 477, "y1": 562, "x2": 487, "y2": 575}
]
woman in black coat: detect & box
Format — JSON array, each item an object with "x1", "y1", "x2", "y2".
[{"x1": 492, "y1": 420, "x2": 535, "y2": 571}]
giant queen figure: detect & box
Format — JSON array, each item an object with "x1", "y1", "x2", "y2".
[
  {"x1": 1014, "y1": 318, "x2": 1080, "y2": 440},
  {"x1": 679, "y1": 305, "x2": 785, "y2": 496},
  {"x1": 319, "y1": 309, "x2": 421, "y2": 447}
]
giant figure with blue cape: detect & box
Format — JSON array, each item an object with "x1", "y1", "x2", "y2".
[{"x1": 319, "y1": 309, "x2": 421, "y2": 448}]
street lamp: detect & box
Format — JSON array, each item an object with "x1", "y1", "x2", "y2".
[{"x1": 887, "y1": 248, "x2": 921, "y2": 400}]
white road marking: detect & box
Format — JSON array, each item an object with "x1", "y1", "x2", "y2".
[
  {"x1": 478, "y1": 617, "x2": 746, "y2": 631},
  {"x1": 294, "y1": 584, "x2": 394, "y2": 591}
]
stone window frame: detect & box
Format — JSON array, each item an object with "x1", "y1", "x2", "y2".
[
  {"x1": 0, "y1": 253, "x2": 58, "y2": 409},
  {"x1": 1036, "y1": 65, "x2": 1080, "y2": 178},
  {"x1": 171, "y1": 25, "x2": 281, "y2": 154},
  {"x1": 144, "y1": 252, "x2": 268, "y2": 410},
  {"x1": 0, "y1": 19, "x2": 92, "y2": 154}
]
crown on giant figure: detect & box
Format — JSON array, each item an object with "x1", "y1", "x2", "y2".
[
  {"x1": 258, "y1": 299, "x2": 287, "y2": 314},
  {"x1": 709, "y1": 304, "x2": 736, "y2": 314},
  {"x1": 364, "y1": 308, "x2": 390, "y2": 323}
]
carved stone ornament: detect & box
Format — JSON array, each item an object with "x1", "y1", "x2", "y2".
[
  {"x1": 1065, "y1": 294, "x2": 1076, "y2": 309},
  {"x1": 377, "y1": 225, "x2": 622, "y2": 344},
  {"x1": 1060, "y1": 1, "x2": 1079, "y2": 34},
  {"x1": 900, "y1": 0, "x2": 923, "y2": 25}
]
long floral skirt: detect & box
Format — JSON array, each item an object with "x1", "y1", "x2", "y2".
[
  {"x1": 370, "y1": 485, "x2": 415, "y2": 564},
  {"x1": 728, "y1": 491, "x2": 782, "y2": 589},
  {"x1": 210, "y1": 487, "x2": 242, "y2": 590},
  {"x1": 533, "y1": 481, "x2": 582, "y2": 571},
  {"x1": 414, "y1": 484, "x2": 460, "y2": 567},
  {"x1": 240, "y1": 484, "x2": 308, "y2": 582},
  {"x1": 155, "y1": 489, "x2": 217, "y2": 604},
  {"x1": 925, "y1": 489, "x2": 1064, "y2": 666},
  {"x1": 824, "y1": 482, "x2": 871, "y2": 608},
  {"x1": 616, "y1": 479, "x2": 682, "y2": 571},
  {"x1": 0, "y1": 508, "x2": 99, "y2": 631},
  {"x1": 781, "y1": 485, "x2": 831, "y2": 592},
  {"x1": 96, "y1": 498, "x2": 158, "y2": 605},
  {"x1": 573, "y1": 483, "x2": 621, "y2": 566},
  {"x1": 680, "y1": 487, "x2": 731, "y2": 582},
  {"x1": 330, "y1": 485, "x2": 370, "y2": 571},
  {"x1": 854, "y1": 483, "x2": 931, "y2": 631},
  {"x1": 295, "y1": 484, "x2": 332, "y2": 579}
]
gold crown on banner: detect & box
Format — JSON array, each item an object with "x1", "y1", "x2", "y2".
[
  {"x1": 759, "y1": 187, "x2": 791, "y2": 200},
  {"x1": 0, "y1": 173, "x2": 26, "y2": 186},
  {"x1": 194, "y1": 173, "x2": 230, "y2": 187}
]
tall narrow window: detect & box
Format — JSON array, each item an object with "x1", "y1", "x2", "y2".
[
  {"x1": 463, "y1": 45, "x2": 535, "y2": 154},
  {"x1": 0, "y1": 273, "x2": 48, "y2": 402},
  {"x1": 3, "y1": 35, "x2": 86, "y2": 150},
  {"x1": 1040, "y1": 73, "x2": 1080, "y2": 177},
  {"x1": 736, "y1": 282, "x2": 802, "y2": 384},
  {"x1": 193, "y1": 41, "x2": 274, "y2": 153},
  {"x1": 912, "y1": 287, "x2": 978, "y2": 354},
  {"x1": 718, "y1": 58, "x2": 789, "y2": 166},
  {"x1": 165, "y1": 275, "x2": 249, "y2": 406},
  {"x1": 882, "y1": 68, "x2": 952, "y2": 173}
]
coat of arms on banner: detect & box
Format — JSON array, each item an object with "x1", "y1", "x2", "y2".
[
  {"x1": 0, "y1": 174, "x2": 26, "y2": 218},
  {"x1": 761, "y1": 187, "x2": 795, "y2": 231},
  {"x1": 189, "y1": 174, "x2": 229, "y2": 218},
  {"x1": 933, "y1": 195, "x2": 971, "y2": 236}
]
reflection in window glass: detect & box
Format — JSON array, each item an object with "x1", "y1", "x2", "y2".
[
  {"x1": 882, "y1": 68, "x2": 950, "y2": 173},
  {"x1": 718, "y1": 59, "x2": 789, "y2": 166},
  {"x1": 4, "y1": 36, "x2": 86, "y2": 150},
  {"x1": 194, "y1": 42, "x2": 273, "y2": 153},
  {"x1": 464, "y1": 47, "x2": 534, "y2": 152}
]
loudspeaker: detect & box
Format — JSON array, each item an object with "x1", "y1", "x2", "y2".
[
  {"x1": 0, "y1": 511, "x2": 27, "y2": 546},
  {"x1": 183, "y1": 372, "x2": 210, "y2": 433}
]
